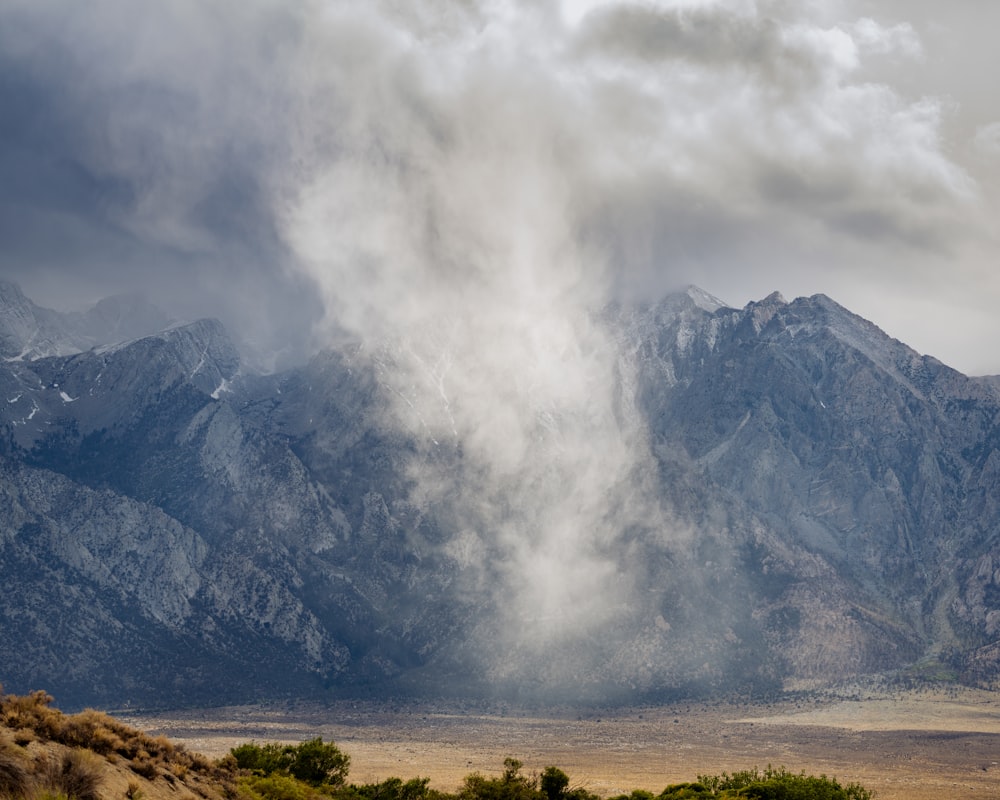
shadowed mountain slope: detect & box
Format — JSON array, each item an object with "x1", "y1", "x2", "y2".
[{"x1": 2, "y1": 283, "x2": 1000, "y2": 708}]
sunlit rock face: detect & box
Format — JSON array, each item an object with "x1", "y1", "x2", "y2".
[{"x1": 2, "y1": 282, "x2": 1000, "y2": 709}]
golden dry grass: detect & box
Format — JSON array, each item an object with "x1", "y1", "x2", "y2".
[{"x1": 0, "y1": 688, "x2": 233, "y2": 800}]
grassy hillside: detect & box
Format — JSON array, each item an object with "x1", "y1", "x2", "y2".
[{"x1": 0, "y1": 688, "x2": 233, "y2": 800}]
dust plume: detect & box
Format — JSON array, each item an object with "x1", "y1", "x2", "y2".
[
  {"x1": 277, "y1": 1, "x2": 974, "y2": 687},
  {"x1": 283, "y1": 4, "x2": 670, "y2": 676}
]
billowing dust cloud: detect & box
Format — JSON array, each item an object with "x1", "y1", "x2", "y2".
[
  {"x1": 273, "y1": 1, "x2": 969, "y2": 683},
  {"x1": 284, "y1": 5, "x2": 669, "y2": 668}
]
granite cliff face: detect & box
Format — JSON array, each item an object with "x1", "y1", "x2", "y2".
[
  {"x1": 2, "y1": 283, "x2": 999, "y2": 708},
  {"x1": 609, "y1": 290, "x2": 1000, "y2": 684}
]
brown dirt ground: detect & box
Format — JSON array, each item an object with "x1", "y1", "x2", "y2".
[{"x1": 122, "y1": 686, "x2": 1000, "y2": 800}]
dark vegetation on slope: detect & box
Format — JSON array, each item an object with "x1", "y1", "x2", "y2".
[{"x1": 0, "y1": 688, "x2": 871, "y2": 800}]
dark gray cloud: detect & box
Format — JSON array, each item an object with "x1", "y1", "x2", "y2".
[
  {"x1": 0, "y1": 0, "x2": 318, "y2": 366},
  {"x1": 573, "y1": 3, "x2": 810, "y2": 81},
  {"x1": 0, "y1": 0, "x2": 997, "y2": 376}
]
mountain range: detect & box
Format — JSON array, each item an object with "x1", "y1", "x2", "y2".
[{"x1": 2, "y1": 279, "x2": 1000, "y2": 710}]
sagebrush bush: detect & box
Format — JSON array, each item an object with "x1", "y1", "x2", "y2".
[
  {"x1": 691, "y1": 766, "x2": 873, "y2": 800},
  {"x1": 0, "y1": 742, "x2": 33, "y2": 799},
  {"x1": 0, "y1": 692, "x2": 61, "y2": 740},
  {"x1": 12, "y1": 731, "x2": 34, "y2": 748},
  {"x1": 129, "y1": 756, "x2": 158, "y2": 781},
  {"x1": 37, "y1": 750, "x2": 103, "y2": 800}
]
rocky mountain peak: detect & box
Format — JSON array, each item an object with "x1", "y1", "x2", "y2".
[
  {"x1": 0, "y1": 280, "x2": 69, "y2": 360},
  {"x1": 680, "y1": 285, "x2": 729, "y2": 312}
]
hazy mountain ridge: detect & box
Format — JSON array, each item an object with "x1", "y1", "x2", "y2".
[
  {"x1": 1, "y1": 307, "x2": 464, "y2": 705},
  {"x1": 1, "y1": 282, "x2": 999, "y2": 708},
  {"x1": 0, "y1": 281, "x2": 172, "y2": 362}
]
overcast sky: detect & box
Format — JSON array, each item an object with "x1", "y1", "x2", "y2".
[{"x1": 1, "y1": 0, "x2": 998, "y2": 374}]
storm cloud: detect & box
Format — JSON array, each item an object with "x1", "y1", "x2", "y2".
[{"x1": 3, "y1": 0, "x2": 996, "y2": 370}]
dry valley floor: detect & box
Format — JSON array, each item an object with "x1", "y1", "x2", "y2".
[{"x1": 124, "y1": 687, "x2": 1000, "y2": 800}]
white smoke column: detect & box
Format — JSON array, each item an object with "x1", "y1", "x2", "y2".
[{"x1": 283, "y1": 4, "x2": 663, "y2": 664}]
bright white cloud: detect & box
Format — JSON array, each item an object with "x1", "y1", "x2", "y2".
[{"x1": 851, "y1": 16, "x2": 922, "y2": 60}]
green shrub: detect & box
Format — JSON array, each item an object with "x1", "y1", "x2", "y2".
[
  {"x1": 231, "y1": 739, "x2": 350, "y2": 789},
  {"x1": 459, "y1": 758, "x2": 541, "y2": 800},
  {"x1": 347, "y1": 777, "x2": 433, "y2": 800},
  {"x1": 232, "y1": 743, "x2": 294, "y2": 777},
  {"x1": 540, "y1": 768, "x2": 568, "y2": 800},
  {"x1": 690, "y1": 766, "x2": 872, "y2": 800},
  {"x1": 657, "y1": 783, "x2": 713, "y2": 799},
  {"x1": 288, "y1": 738, "x2": 350, "y2": 788},
  {"x1": 240, "y1": 773, "x2": 324, "y2": 800},
  {"x1": 608, "y1": 790, "x2": 656, "y2": 800}
]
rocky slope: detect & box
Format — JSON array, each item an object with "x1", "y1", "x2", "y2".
[
  {"x1": 609, "y1": 290, "x2": 1000, "y2": 683},
  {"x1": 2, "y1": 283, "x2": 1000, "y2": 708}
]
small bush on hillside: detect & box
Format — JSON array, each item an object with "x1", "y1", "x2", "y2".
[
  {"x1": 0, "y1": 691, "x2": 61, "y2": 740},
  {"x1": 58, "y1": 710, "x2": 127, "y2": 755},
  {"x1": 12, "y1": 731, "x2": 35, "y2": 748},
  {"x1": 130, "y1": 755, "x2": 159, "y2": 781},
  {"x1": 0, "y1": 742, "x2": 33, "y2": 799},
  {"x1": 36, "y1": 750, "x2": 103, "y2": 800}
]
